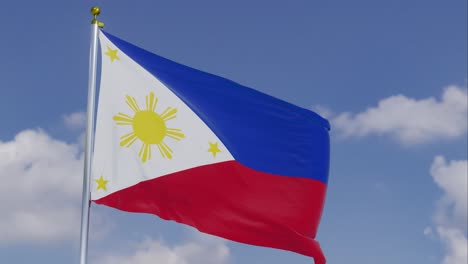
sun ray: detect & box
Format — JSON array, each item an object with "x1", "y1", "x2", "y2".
[
  {"x1": 148, "y1": 144, "x2": 152, "y2": 160},
  {"x1": 159, "y1": 107, "x2": 171, "y2": 118},
  {"x1": 160, "y1": 107, "x2": 178, "y2": 121},
  {"x1": 145, "y1": 92, "x2": 158, "y2": 112},
  {"x1": 120, "y1": 132, "x2": 138, "y2": 147},
  {"x1": 166, "y1": 128, "x2": 185, "y2": 141},
  {"x1": 158, "y1": 141, "x2": 173, "y2": 159},
  {"x1": 138, "y1": 144, "x2": 145, "y2": 161},
  {"x1": 131, "y1": 97, "x2": 140, "y2": 111},
  {"x1": 125, "y1": 95, "x2": 141, "y2": 113},
  {"x1": 157, "y1": 144, "x2": 166, "y2": 158},
  {"x1": 138, "y1": 143, "x2": 152, "y2": 163},
  {"x1": 126, "y1": 136, "x2": 138, "y2": 147},
  {"x1": 113, "y1": 112, "x2": 134, "y2": 125},
  {"x1": 146, "y1": 144, "x2": 152, "y2": 161},
  {"x1": 163, "y1": 141, "x2": 174, "y2": 153}
]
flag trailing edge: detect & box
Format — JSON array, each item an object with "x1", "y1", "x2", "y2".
[{"x1": 92, "y1": 30, "x2": 330, "y2": 264}]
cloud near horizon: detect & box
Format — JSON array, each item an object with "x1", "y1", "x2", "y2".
[
  {"x1": 0, "y1": 129, "x2": 83, "y2": 242},
  {"x1": 330, "y1": 85, "x2": 467, "y2": 144},
  {"x1": 63, "y1": 112, "x2": 87, "y2": 130},
  {"x1": 94, "y1": 233, "x2": 230, "y2": 264},
  {"x1": 430, "y1": 156, "x2": 467, "y2": 264},
  {"x1": 0, "y1": 112, "x2": 108, "y2": 244}
]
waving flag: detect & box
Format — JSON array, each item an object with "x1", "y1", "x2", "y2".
[{"x1": 92, "y1": 31, "x2": 330, "y2": 264}]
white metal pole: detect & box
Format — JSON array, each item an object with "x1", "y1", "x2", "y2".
[{"x1": 79, "y1": 6, "x2": 102, "y2": 264}]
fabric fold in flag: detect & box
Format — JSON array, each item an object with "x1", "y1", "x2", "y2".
[{"x1": 92, "y1": 30, "x2": 330, "y2": 264}]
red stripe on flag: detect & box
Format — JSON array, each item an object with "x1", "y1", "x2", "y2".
[{"x1": 94, "y1": 160, "x2": 326, "y2": 263}]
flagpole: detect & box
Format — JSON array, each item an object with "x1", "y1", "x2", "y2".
[{"x1": 79, "y1": 6, "x2": 103, "y2": 264}]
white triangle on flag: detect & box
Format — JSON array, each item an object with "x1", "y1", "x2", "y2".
[{"x1": 92, "y1": 33, "x2": 234, "y2": 200}]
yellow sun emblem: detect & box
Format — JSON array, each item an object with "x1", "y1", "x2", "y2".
[{"x1": 113, "y1": 92, "x2": 185, "y2": 163}]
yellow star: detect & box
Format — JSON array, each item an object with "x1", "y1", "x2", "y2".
[
  {"x1": 104, "y1": 46, "x2": 120, "y2": 62},
  {"x1": 94, "y1": 176, "x2": 109, "y2": 191},
  {"x1": 208, "y1": 141, "x2": 221, "y2": 158}
]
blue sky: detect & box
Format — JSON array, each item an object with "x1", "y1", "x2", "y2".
[{"x1": 0, "y1": 1, "x2": 466, "y2": 264}]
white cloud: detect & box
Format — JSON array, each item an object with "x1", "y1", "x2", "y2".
[
  {"x1": 63, "y1": 112, "x2": 86, "y2": 130},
  {"x1": 0, "y1": 129, "x2": 83, "y2": 242},
  {"x1": 437, "y1": 227, "x2": 467, "y2": 264},
  {"x1": 333, "y1": 85, "x2": 467, "y2": 144},
  {"x1": 431, "y1": 156, "x2": 468, "y2": 227},
  {"x1": 429, "y1": 156, "x2": 467, "y2": 264},
  {"x1": 423, "y1": 227, "x2": 433, "y2": 237},
  {"x1": 95, "y1": 234, "x2": 230, "y2": 264},
  {"x1": 312, "y1": 105, "x2": 334, "y2": 119}
]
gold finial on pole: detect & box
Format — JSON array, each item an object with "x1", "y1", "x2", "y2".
[{"x1": 90, "y1": 6, "x2": 104, "y2": 28}]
